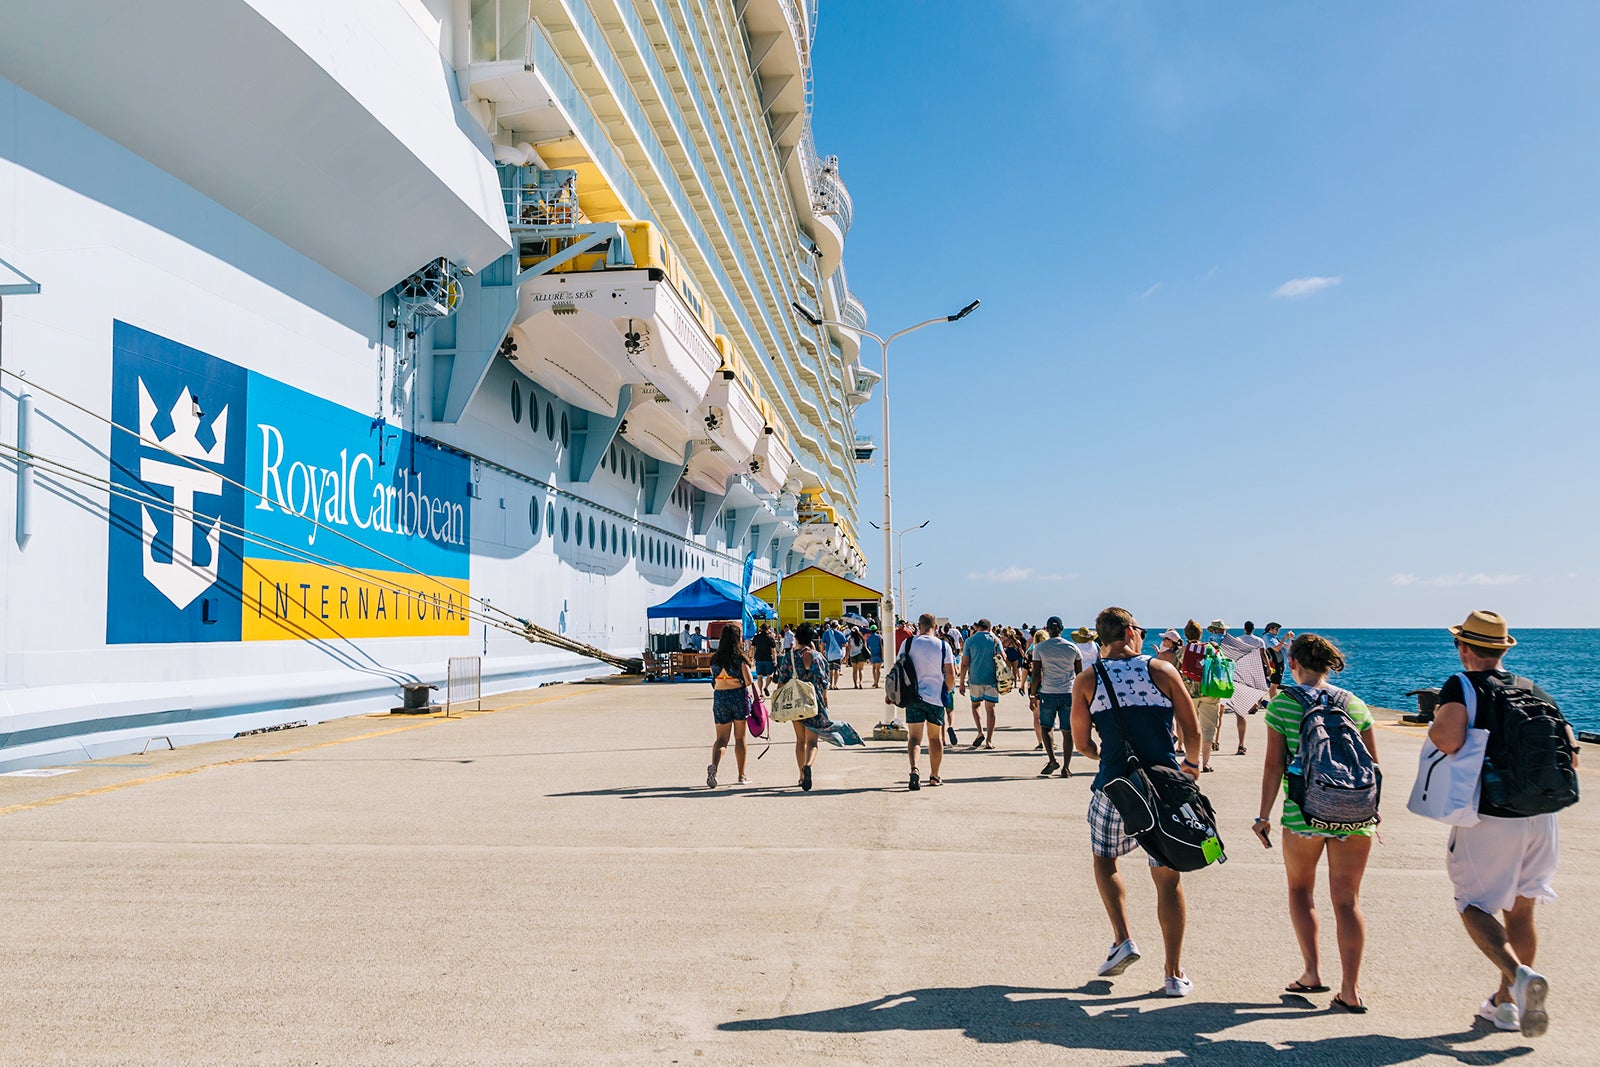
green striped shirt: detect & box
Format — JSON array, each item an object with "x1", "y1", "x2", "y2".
[{"x1": 1265, "y1": 686, "x2": 1375, "y2": 838}]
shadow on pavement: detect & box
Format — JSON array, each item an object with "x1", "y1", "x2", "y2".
[{"x1": 718, "y1": 985, "x2": 1534, "y2": 1065}]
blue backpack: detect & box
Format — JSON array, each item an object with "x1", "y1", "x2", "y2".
[{"x1": 1285, "y1": 686, "x2": 1381, "y2": 832}]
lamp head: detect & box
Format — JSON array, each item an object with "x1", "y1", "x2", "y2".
[{"x1": 948, "y1": 299, "x2": 980, "y2": 322}]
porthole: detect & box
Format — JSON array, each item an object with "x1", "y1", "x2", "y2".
[
  {"x1": 546, "y1": 502, "x2": 555, "y2": 538},
  {"x1": 632, "y1": 531, "x2": 638, "y2": 557},
  {"x1": 560, "y1": 411, "x2": 569, "y2": 449},
  {"x1": 609, "y1": 443, "x2": 618, "y2": 471},
  {"x1": 560, "y1": 507, "x2": 570, "y2": 542},
  {"x1": 587, "y1": 515, "x2": 595, "y2": 549},
  {"x1": 510, "y1": 381, "x2": 522, "y2": 423},
  {"x1": 629, "y1": 455, "x2": 637, "y2": 483},
  {"x1": 530, "y1": 391, "x2": 540, "y2": 434},
  {"x1": 546, "y1": 402, "x2": 555, "y2": 441},
  {"x1": 528, "y1": 495, "x2": 540, "y2": 539}
]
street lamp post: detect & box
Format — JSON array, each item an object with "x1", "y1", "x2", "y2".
[
  {"x1": 793, "y1": 299, "x2": 978, "y2": 632},
  {"x1": 871, "y1": 518, "x2": 929, "y2": 623},
  {"x1": 796, "y1": 298, "x2": 977, "y2": 739}
]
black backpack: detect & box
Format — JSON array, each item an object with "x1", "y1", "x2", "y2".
[
  {"x1": 1094, "y1": 663, "x2": 1225, "y2": 872},
  {"x1": 1471, "y1": 674, "x2": 1580, "y2": 816},
  {"x1": 885, "y1": 642, "x2": 919, "y2": 709}
]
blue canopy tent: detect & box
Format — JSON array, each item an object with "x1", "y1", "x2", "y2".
[{"x1": 646, "y1": 577, "x2": 776, "y2": 622}]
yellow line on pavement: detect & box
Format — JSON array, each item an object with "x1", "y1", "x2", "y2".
[{"x1": 0, "y1": 686, "x2": 603, "y2": 819}]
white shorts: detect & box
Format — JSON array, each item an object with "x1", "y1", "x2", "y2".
[
  {"x1": 1447, "y1": 813, "x2": 1560, "y2": 915},
  {"x1": 966, "y1": 684, "x2": 1000, "y2": 703}
]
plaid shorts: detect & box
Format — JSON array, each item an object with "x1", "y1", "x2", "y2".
[{"x1": 1087, "y1": 789, "x2": 1162, "y2": 868}]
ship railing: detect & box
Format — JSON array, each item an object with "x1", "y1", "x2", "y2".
[
  {"x1": 500, "y1": 165, "x2": 583, "y2": 231},
  {"x1": 446, "y1": 656, "x2": 483, "y2": 718}
]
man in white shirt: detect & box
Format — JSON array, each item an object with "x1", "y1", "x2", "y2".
[
  {"x1": 901, "y1": 612, "x2": 957, "y2": 791},
  {"x1": 1237, "y1": 621, "x2": 1267, "y2": 649},
  {"x1": 1030, "y1": 616, "x2": 1084, "y2": 777}
]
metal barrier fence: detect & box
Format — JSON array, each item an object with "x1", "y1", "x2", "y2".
[{"x1": 446, "y1": 656, "x2": 482, "y2": 718}]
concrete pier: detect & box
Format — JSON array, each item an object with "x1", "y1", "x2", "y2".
[{"x1": 1, "y1": 680, "x2": 1593, "y2": 1064}]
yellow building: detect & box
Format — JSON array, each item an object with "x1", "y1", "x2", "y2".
[{"x1": 751, "y1": 567, "x2": 882, "y2": 629}]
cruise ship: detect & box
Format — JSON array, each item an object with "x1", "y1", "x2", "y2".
[{"x1": 0, "y1": 0, "x2": 876, "y2": 770}]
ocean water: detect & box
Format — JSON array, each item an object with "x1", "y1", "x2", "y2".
[{"x1": 1147, "y1": 628, "x2": 1599, "y2": 732}]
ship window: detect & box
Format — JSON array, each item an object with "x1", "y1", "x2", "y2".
[
  {"x1": 546, "y1": 403, "x2": 555, "y2": 441},
  {"x1": 561, "y1": 411, "x2": 569, "y2": 449},
  {"x1": 609, "y1": 444, "x2": 618, "y2": 471},
  {"x1": 629, "y1": 455, "x2": 637, "y2": 483},
  {"x1": 530, "y1": 391, "x2": 539, "y2": 434},
  {"x1": 632, "y1": 531, "x2": 638, "y2": 557},
  {"x1": 561, "y1": 507, "x2": 570, "y2": 542},
  {"x1": 528, "y1": 495, "x2": 540, "y2": 540},
  {"x1": 587, "y1": 515, "x2": 595, "y2": 549},
  {"x1": 510, "y1": 381, "x2": 522, "y2": 424},
  {"x1": 546, "y1": 502, "x2": 555, "y2": 537}
]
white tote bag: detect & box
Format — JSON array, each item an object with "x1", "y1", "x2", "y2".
[
  {"x1": 771, "y1": 651, "x2": 820, "y2": 723},
  {"x1": 1406, "y1": 673, "x2": 1489, "y2": 827}
]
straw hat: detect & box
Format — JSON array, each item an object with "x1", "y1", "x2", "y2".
[
  {"x1": 1207, "y1": 619, "x2": 1228, "y2": 632},
  {"x1": 1448, "y1": 609, "x2": 1517, "y2": 650},
  {"x1": 1070, "y1": 626, "x2": 1094, "y2": 643}
]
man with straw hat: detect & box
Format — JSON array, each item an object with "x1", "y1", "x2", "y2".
[
  {"x1": 1070, "y1": 625, "x2": 1099, "y2": 671},
  {"x1": 1427, "y1": 610, "x2": 1580, "y2": 1038}
]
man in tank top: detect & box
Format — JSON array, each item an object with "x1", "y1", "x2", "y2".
[{"x1": 1071, "y1": 606, "x2": 1203, "y2": 998}]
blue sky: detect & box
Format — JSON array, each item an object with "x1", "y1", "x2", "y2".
[{"x1": 809, "y1": 1, "x2": 1600, "y2": 628}]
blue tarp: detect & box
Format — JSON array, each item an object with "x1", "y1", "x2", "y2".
[{"x1": 646, "y1": 577, "x2": 777, "y2": 621}]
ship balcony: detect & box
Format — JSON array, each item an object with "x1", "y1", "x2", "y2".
[
  {"x1": 742, "y1": 0, "x2": 809, "y2": 149},
  {"x1": 797, "y1": 131, "x2": 844, "y2": 278},
  {"x1": 813, "y1": 157, "x2": 854, "y2": 236},
  {"x1": 843, "y1": 291, "x2": 870, "y2": 333},
  {"x1": 853, "y1": 434, "x2": 876, "y2": 462},
  {"x1": 847, "y1": 364, "x2": 880, "y2": 405}
]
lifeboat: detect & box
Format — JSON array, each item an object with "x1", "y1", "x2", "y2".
[
  {"x1": 507, "y1": 220, "x2": 721, "y2": 466},
  {"x1": 686, "y1": 336, "x2": 765, "y2": 493},
  {"x1": 749, "y1": 398, "x2": 796, "y2": 495}
]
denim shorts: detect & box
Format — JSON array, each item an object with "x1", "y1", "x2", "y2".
[
  {"x1": 906, "y1": 700, "x2": 946, "y2": 726},
  {"x1": 712, "y1": 687, "x2": 748, "y2": 725},
  {"x1": 755, "y1": 660, "x2": 776, "y2": 677},
  {"x1": 1037, "y1": 692, "x2": 1073, "y2": 732}
]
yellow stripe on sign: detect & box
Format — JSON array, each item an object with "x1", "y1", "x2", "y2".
[{"x1": 241, "y1": 559, "x2": 470, "y2": 640}]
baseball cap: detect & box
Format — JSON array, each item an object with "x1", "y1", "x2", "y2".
[
  {"x1": 1046, "y1": 615, "x2": 1064, "y2": 629},
  {"x1": 1161, "y1": 629, "x2": 1183, "y2": 645}
]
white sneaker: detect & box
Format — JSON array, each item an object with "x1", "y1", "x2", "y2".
[
  {"x1": 1511, "y1": 965, "x2": 1548, "y2": 1037},
  {"x1": 1096, "y1": 939, "x2": 1141, "y2": 977},
  {"x1": 1164, "y1": 973, "x2": 1194, "y2": 998},
  {"x1": 1478, "y1": 995, "x2": 1520, "y2": 1032}
]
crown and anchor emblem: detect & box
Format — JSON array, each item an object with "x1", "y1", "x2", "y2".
[{"x1": 136, "y1": 378, "x2": 230, "y2": 609}]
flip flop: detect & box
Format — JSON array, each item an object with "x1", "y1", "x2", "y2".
[
  {"x1": 927, "y1": 776, "x2": 942, "y2": 786},
  {"x1": 1286, "y1": 982, "x2": 1330, "y2": 994},
  {"x1": 909, "y1": 770, "x2": 920, "y2": 792},
  {"x1": 1331, "y1": 995, "x2": 1368, "y2": 1014}
]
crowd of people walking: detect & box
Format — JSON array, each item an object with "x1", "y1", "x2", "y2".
[{"x1": 690, "y1": 607, "x2": 1577, "y2": 1037}]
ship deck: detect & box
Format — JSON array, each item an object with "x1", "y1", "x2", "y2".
[{"x1": 1, "y1": 684, "x2": 1594, "y2": 1064}]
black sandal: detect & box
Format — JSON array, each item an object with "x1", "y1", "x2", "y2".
[
  {"x1": 927, "y1": 776, "x2": 942, "y2": 786},
  {"x1": 801, "y1": 766, "x2": 813, "y2": 792},
  {"x1": 1330, "y1": 995, "x2": 1368, "y2": 1014},
  {"x1": 1286, "y1": 981, "x2": 1330, "y2": 994},
  {"x1": 909, "y1": 770, "x2": 920, "y2": 791}
]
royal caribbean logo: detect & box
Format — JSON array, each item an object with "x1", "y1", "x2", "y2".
[{"x1": 107, "y1": 322, "x2": 470, "y2": 645}]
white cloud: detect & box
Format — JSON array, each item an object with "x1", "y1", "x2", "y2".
[
  {"x1": 968, "y1": 567, "x2": 1077, "y2": 584},
  {"x1": 1273, "y1": 275, "x2": 1342, "y2": 299},
  {"x1": 1133, "y1": 281, "x2": 1164, "y2": 302},
  {"x1": 1388, "y1": 573, "x2": 1526, "y2": 588}
]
